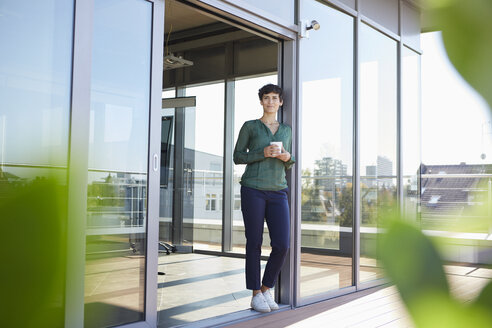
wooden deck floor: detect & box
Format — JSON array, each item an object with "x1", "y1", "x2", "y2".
[{"x1": 225, "y1": 265, "x2": 492, "y2": 328}]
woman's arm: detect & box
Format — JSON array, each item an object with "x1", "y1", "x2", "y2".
[{"x1": 233, "y1": 123, "x2": 265, "y2": 164}]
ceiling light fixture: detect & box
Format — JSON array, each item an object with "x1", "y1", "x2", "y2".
[{"x1": 163, "y1": 54, "x2": 194, "y2": 70}]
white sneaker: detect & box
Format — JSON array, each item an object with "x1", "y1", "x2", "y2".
[
  {"x1": 250, "y1": 293, "x2": 271, "y2": 313},
  {"x1": 262, "y1": 289, "x2": 279, "y2": 310}
]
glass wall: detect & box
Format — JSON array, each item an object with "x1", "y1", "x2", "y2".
[
  {"x1": 232, "y1": 74, "x2": 278, "y2": 254},
  {"x1": 402, "y1": 46, "x2": 421, "y2": 222},
  {"x1": 0, "y1": 1, "x2": 74, "y2": 325},
  {"x1": 0, "y1": 0, "x2": 73, "y2": 171},
  {"x1": 159, "y1": 88, "x2": 176, "y2": 244},
  {"x1": 185, "y1": 82, "x2": 225, "y2": 251},
  {"x1": 1, "y1": 0, "x2": 426, "y2": 325},
  {"x1": 299, "y1": 1, "x2": 354, "y2": 298},
  {"x1": 85, "y1": 0, "x2": 152, "y2": 326},
  {"x1": 359, "y1": 23, "x2": 397, "y2": 283}
]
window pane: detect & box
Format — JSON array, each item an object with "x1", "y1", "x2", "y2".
[
  {"x1": 185, "y1": 82, "x2": 225, "y2": 251},
  {"x1": 0, "y1": 0, "x2": 73, "y2": 168},
  {"x1": 299, "y1": 1, "x2": 354, "y2": 298},
  {"x1": 359, "y1": 23, "x2": 397, "y2": 283},
  {"x1": 402, "y1": 47, "x2": 421, "y2": 222},
  {"x1": 0, "y1": 1, "x2": 74, "y2": 326},
  {"x1": 85, "y1": 0, "x2": 152, "y2": 326},
  {"x1": 232, "y1": 74, "x2": 277, "y2": 254}
]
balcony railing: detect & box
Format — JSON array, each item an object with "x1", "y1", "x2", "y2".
[{"x1": 421, "y1": 173, "x2": 492, "y2": 234}]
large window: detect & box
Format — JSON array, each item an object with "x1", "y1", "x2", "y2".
[
  {"x1": 359, "y1": 24, "x2": 397, "y2": 283},
  {"x1": 185, "y1": 82, "x2": 225, "y2": 251},
  {"x1": 85, "y1": 0, "x2": 152, "y2": 326},
  {"x1": 0, "y1": 1, "x2": 74, "y2": 325},
  {"x1": 402, "y1": 46, "x2": 421, "y2": 222},
  {"x1": 231, "y1": 74, "x2": 278, "y2": 254},
  {"x1": 0, "y1": 0, "x2": 73, "y2": 172},
  {"x1": 299, "y1": 1, "x2": 354, "y2": 298}
]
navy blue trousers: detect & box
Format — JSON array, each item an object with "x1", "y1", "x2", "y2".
[{"x1": 241, "y1": 185, "x2": 290, "y2": 290}]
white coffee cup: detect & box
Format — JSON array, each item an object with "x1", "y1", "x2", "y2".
[{"x1": 270, "y1": 141, "x2": 283, "y2": 157}]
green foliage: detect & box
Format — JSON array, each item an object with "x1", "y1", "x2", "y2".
[
  {"x1": 380, "y1": 218, "x2": 492, "y2": 327},
  {"x1": 338, "y1": 183, "x2": 353, "y2": 227},
  {"x1": 425, "y1": 0, "x2": 492, "y2": 110},
  {"x1": 0, "y1": 177, "x2": 67, "y2": 327},
  {"x1": 301, "y1": 168, "x2": 324, "y2": 222},
  {"x1": 380, "y1": 2, "x2": 492, "y2": 325},
  {"x1": 380, "y1": 220, "x2": 449, "y2": 304}
]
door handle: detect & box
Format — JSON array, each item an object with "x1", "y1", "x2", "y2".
[
  {"x1": 184, "y1": 167, "x2": 193, "y2": 195},
  {"x1": 153, "y1": 154, "x2": 159, "y2": 172}
]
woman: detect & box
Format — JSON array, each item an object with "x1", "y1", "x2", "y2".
[{"x1": 233, "y1": 83, "x2": 295, "y2": 313}]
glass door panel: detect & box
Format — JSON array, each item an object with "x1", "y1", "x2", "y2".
[
  {"x1": 158, "y1": 97, "x2": 196, "y2": 251},
  {"x1": 402, "y1": 47, "x2": 421, "y2": 222},
  {"x1": 159, "y1": 89, "x2": 176, "y2": 248},
  {"x1": 186, "y1": 83, "x2": 225, "y2": 251},
  {"x1": 232, "y1": 74, "x2": 277, "y2": 254},
  {"x1": 299, "y1": 0, "x2": 354, "y2": 299},
  {"x1": 359, "y1": 23, "x2": 397, "y2": 283},
  {"x1": 85, "y1": 0, "x2": 152, "y2": 326},
  {"x1": 158, "y1": 83, "x2": 232, "y2": 327},
  {"x1": 0, "y1": 1, "x2": 74, "y2": 326}
]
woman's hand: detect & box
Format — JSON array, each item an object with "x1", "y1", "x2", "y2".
[
  {"x1": 264, "y1": 145, "x2": 281, "y2": 158},
  {"x1": 276, "y1": 146, "x2": 291, "y2": 162}
]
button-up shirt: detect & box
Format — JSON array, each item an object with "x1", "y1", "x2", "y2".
[{"x1": 233, "y1": 119, "x2": 295, "y2": 191}]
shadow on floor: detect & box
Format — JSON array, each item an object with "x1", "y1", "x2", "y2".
[{"x1": 84, "y1": 302, "x2": 143, "y2": 328}]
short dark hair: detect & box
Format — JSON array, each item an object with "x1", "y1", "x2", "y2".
[{"x1": 258, "y1": 84, "x2": 283, "y2": 101}]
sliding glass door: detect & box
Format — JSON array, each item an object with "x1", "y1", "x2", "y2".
[
  {"x1": 298, "y1": 0, "x2": 355, "y2": 302},
  {"x1": 83, "y1": 0, "x2": 163, "y2": 327}
]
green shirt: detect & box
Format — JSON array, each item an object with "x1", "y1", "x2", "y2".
[{"x1": 233, "y1": 119, "x2": 295, "y2": 191}]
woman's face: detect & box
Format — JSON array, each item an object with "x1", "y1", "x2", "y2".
[{"x1": 260, "y1": 92, "x2": 283, "y2": 114}]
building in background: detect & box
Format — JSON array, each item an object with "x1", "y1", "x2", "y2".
[{"x1": 421, "y1": 163, "x2": 492, "y2": 227}]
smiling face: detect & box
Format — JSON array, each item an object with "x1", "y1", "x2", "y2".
[{"x1": 260, "y1": 92, "x2": 283, "y2": 114}]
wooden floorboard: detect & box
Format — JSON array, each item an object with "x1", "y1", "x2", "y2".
[{"x1": 225, "y1": 267, "x2": 491, "y2": 328}]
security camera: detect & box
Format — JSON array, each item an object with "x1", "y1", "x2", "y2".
[
  {"x1": 300, "y1": 19, "x2": 321, "y2": 38},
  {"x1": 307, "y1": 20, "x2": 320, "y2": 31}
]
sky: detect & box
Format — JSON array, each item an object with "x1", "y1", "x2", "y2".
[{"x1": 421, "y1": 32, "x2": 492, "y2": 165}]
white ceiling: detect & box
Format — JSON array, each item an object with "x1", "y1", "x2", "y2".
[{"x1": 164, "y1": 0, "x2": 216, "y2": 34}]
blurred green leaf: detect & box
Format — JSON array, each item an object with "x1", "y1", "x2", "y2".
[
  {"x1": 0, "y1": 178, "x2": 67, "y2": 327},
  {"x1": 475, "y1": 280, "x2": 492, "y2": 309},
  {"x1": 380, "y1": 218, "x2": 492, "y2": 327},
  {"x1": 380, "y1": 220, "x2": 448, "y2": 307},
  {"x1": 409, "y1": 292, "x2": 492, "y2": 327},
  {"x1": 425, "y1": 0, "x2": 492, "y2": 109}
]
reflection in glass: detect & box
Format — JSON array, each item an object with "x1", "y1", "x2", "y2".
[
  {"x1": 0, "y1": 1, "x2": 74, "y2": 324},
  {"x1": 402, "y1": 47, "x2": 421, "y2": 222},
  {"x1": 159, "y1": 88, "x2": 175, "y2": 243},
  {"x1": 0, "y1": 0, "x2": 73, "y2": 167},
  {"x1": 232, "y1": 74, "x2": 277, "y2": 254},
  {"x1": 85, "y1": 0, "x2": 152, "y2": 326},
  {"x1": 299, "y1": 1, "x2": 354, "y2": 298},
  {"x1": 359, "y1": 23, "x2": 397, "y2": 283}
]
